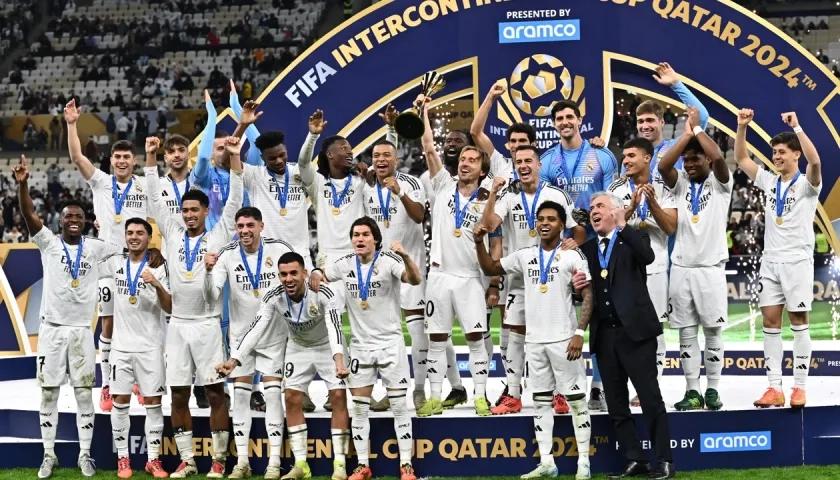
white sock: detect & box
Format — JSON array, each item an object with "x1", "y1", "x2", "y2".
[
  {"x1": 145, "y1": 405, "x2": 164, "y2": 461},
  {"x1": 40, "y1": 388, "x2": 59, "y2": 458},
  {"x1": 406, "y1": 316, "x2": 428, "y2": 392},
  {"x1": 703, "y1": 327, "x2": 724, "y2": 390},
  {"x1": 174, "y1": 428, "x2": 195, "y2": 462},
  {"x1": 264, "y1": 381, "x2": 284, "y2": 466},
  {"x1": 389, "y1": 392, "x2": 413, "y2": 465},
  {"x1": 232, "y1": 382, "x2": 252, "y2": 465},
  {"x1": 427, "y1": 341, "x2": 447, "y2": 400},
  {"x1": 533, "y1": 393, "x2": 555, "y2": 466},
  {"x1": 211, "y1": 430, "x2": 229, "y2": 462},
  {"x1": 331, "y1": 428, "x2": 350, "y2": 465},
  {"x1": 99, "y1": 335, "x2": 111, "y2": 388},
  {"x1": 678, "y1": 326, "x2": 701, "y2": 392},
  {"x1": 445, "y1": 338, "x2": 462, "y2": 388},
  {"x1": 112, "y1": 402, "x2": 130, "y2": 458},
  {"x1": 352, "y1": 397, "x2": 371, "y2": 466},
  {"x1": 656, "y1": 333, "x2": 666, "y2": 381},
  {"x1": 792, "y1": 324, "x2": 811, "y2": 388},
  {"x1": 288, "y1": 424, "x2": 308, "y2": 464},
  {"x1": 500, "y1": 327, "x2": 510, "y2": 364},
  {"x1": 467, "y1": 339, "x2": 489, "y2": 397},
  {"x1": 763, "y1": 327, "x2": 783, "y2": 390},
  {"x1": 569, "y1": 398, "x2": 591, "y2": 465},
  {"x1": 506, "y1": 332, "x2": 525, "y2": 399},
  {"x1": 74, "y1": 387, "x2": 94, "y2": 458}
]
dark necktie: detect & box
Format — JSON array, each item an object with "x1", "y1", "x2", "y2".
[{"x1": 600, "y1": 237, "x2": 610, "y2": 255}]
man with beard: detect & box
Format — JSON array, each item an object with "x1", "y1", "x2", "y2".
[{"x1": 157, "y1": 134, "x2": 192, "y2": 218}]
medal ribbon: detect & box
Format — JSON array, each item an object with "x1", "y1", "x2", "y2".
[
  {"x1": 628, "y1": 178, "x2": 649, "y2": 222},
  {"x1": 183, "y1": 232, "x2": 207, "y2": 273},
  {"x1": 355, "y1": 250, "x2": 380, "y2": 303},
  {"x1": 538, "y1": 243, "x2": 562, "y2": 286},
  {"x1": 169, "y1": 175, "x2": 191, "y2": 207},
  {"x1": 520, "y1": 182, "x2": 545, "y2": 233},
  {"x1": 329, "y1": 176, "x2": 352, "y2": 210},
  {"x1": 61, "y1": 237, "x2": 84, "y2": 282},
  {"x1": 376, "y1": 179, "x2": 392, "y2": 225},
  {"x1": 650, "y1": 140, "x2": 666, "y2": 176},
  {"x1": 112, "y1": 176, "x2": 134, "y2": 217},
  {"x1": 597, "y1": 228, "x2": 619, "y2": 272},
  {"x1": 126, "y1": 252, "x2": 150, "y2": 298},
  {"x1": 285, "y1": 288, "x2": 306, "y2": 323},
  {"x1": 239, "y1": 240, "x2": 264, "y2": 294},
  {"x1": 554, "y1": 144, "x2": 587, "y2": 187},
  {"x1": 213, "y1": 168, "x2": 230, "y2": 205},
  {"x1": 690, "y1": 180, "x2": 706, "y2": 217},
  {"x1": 454, "y1": 189, "x2": 479, "y2": 230},
  {"x1": 775, "y1": 172, "x2": 801, "y2": 219},
  {"x1": 267, "y1": 167, "x2": 290, "y2": 210}
]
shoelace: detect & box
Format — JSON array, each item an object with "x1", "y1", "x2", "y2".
[
  {"x1": 353, "y1": 465, "x2": 368, "y2": 473},
  {"x1": 401, "y1": 464, "x2": 415, "y2": 474},
  {"x1": 80, "y1": 457, "x2": 96, "y2": 469},
  {"x1": 118, "y1": 458, "x2": 130, "y2": 470},
  {"x1": 149, "y1": 459, "x2": 164, "y2": 471}
]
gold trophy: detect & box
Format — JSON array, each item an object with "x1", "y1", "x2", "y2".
[{"x1": 394, "y1": 71, "x2": 446, "y2": 140}]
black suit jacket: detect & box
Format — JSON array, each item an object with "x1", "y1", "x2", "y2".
[{"x1": 581, "y1": 226, "x2": 663, "y2": 352}]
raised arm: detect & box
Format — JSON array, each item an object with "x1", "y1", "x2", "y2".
[
  {"x1": 232, "y1": 99, "x2": 265, "y2": 167},
  {"x1": 229, "y1": 81, "x2": 261, "y2": 147},
  {"x1": 473, "y1": 225, "x2": 506, "y2": 277},
  {"x1": 420, "y1": 95, "x2": 443, "y2": 179},
  {"x1": 481, "y1": 177, "x2": 507, "y2": 232},
  {"x1": 391, "y1": 243, "x2": 422, "y2": 285},
  {"x1": 470, "y1": 84, "x2": 505, "y2": 157},
  {"x1": 658, "y1": 130, "x2": 690, "y2": 189},
  {"x1": 64, "y1": 100, "x2": 97, "y2": 181},
  {"x1": 734, "y1": 108, "x2": 760, "y2": 181},
  {"x1": 783, "y1": 112, "x2": 821, "y2": 187},
  {"x1": 654, "y1": 62, "x2": 710, "y2": 129},
  {"x1": 202, "y1": 251, "x2": 228, "y2": 305},
  {"x1": 190, "y1": 91, "x2": 216, "y2": 186},
  {"x1": 298, "y1": 110, "x2": 326, "y2": 188},
  {"x1": 687, "y1": 106, "x2": 728, "y2": 184},
  {"x1": 143, "y1": 142, "x2": 178, "y2": 239},
  {"x1": 217, "y1": 138, "x2": 245, "y2": 238},
  {"x1": 142, "y1": 265, "x2": 172, "y2": 314},
  {"x1": 13, "y1": 156, "x2": 43, "y2": 234},
  {"x1": 380, "y1": 103, "x2": 399, "y2": 148}
]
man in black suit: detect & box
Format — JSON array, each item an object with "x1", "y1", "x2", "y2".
[{"x1": 573, "y1": 191, "x2": 675, "y2": 479}]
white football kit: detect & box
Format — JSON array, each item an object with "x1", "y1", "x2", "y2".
[
  {"x1": 493, "y1": 181, "x2": 577, "y2": 326},
  {"x1": 100, "y1": 255, "x2": 169, "y2": 396},
  {"x1": 144, "y1": 166, "x2": 242, "y2": 386},
  {"x1": 242, "y1": 163, "x2": 315, "y2": 271},
  {"x1": 205, "y1": 238, "x2": 294, "y2": 377},
  {"x1": 235, "y1": 284, "x2": 345, "y2": 391},
  {"x1": 608, "y1": 177, "x2": 676, "y2": 322},
  {"x1": 499, "y1": 246, "x2": 590, "y2": 395},
  {"x1": 363, "y1": 173, "x2": 427, "y2": 310},
  {"x1": 754, "y1": 169, "x2": 821, "y2": 312},
  {"x1": 31, "y1": 228, "x2": 123, "y2": 387},
  {"x1": 668, "y1": 170, "x2": 733, "y2": 329},
  {"x1": 156, "y1": 174, "x2": 188, "y2": 265},
  {"x1": 324, "y1": 250, "x2": 410, "y2": 389},
  {"x1": 87, "y1": 170, "x2": 148, "y2": 317}
]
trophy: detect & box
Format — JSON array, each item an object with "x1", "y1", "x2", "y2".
[{"x1": 394, "y1": 71, "x2": 446, "y2": 140}]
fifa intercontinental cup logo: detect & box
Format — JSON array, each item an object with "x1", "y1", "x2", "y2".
[{"x1": 495, "y1": 54, "x2": 586, "y2": 127}]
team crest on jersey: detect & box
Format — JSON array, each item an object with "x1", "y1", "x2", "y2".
[
  {"x1": 134, "y1": 183, "x2": 143, "y2": 193},
  {"x1": 294, "y1": 174, "x2": 302, "y2": 183},
  {"x1": 309, "y1": 305, "x2": 320, "y2": 316},
  {"x1": 201, "y1": 236, "x2": 208, "y2": 243},
  {"x1": 373, "y1": 267, "x2": 380, "y2": 276},
  {"x1": 586, "y1": 162, "x2": 594, "y2": 171},
  {"x1": 555, "y1": 254, "x2": 561, "y2": 261},
  {"x1": 472, "y1": 204, "x2": 481, "y2": 213},
  {"x1": 265, "y1": 257, "x2": 273, "y2": 268}
]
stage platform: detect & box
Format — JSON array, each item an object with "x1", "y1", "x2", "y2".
[{"x1": 0, "y1": 376, "x2": 838, "y2": 476}]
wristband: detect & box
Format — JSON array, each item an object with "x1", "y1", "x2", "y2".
[
  {"x1": 692, "y1": 125, "x2": 704, "y2": 136},
  {"x1": 574, "y1": 329, "x2": 585, "y2": 337},
  {"x1": 793, "y1": 126, "x2": 804, "y2": 134},
  {"x1": 234, "y1": 358, "x2": 242, "y2": 367},
  {"x1": 489, "y1": 284, "x2": 500, "y2": 289},
  {"x1": 398, "y1": 190, "x2": 406, "y2": 199},
  {"x1": 311, "y1": 268, "x2": 324, "y2": 276}
]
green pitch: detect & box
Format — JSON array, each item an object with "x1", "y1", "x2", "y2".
[
  {"x1": 5, "y1": 466, "x2": 839, "y2": 479},
  {"x1": 342, "y1": 302, "x2": 839, "y2": 346}
]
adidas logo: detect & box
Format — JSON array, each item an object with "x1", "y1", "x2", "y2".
[
  {"x1": 148, "y1": 440, "x2": 161, "y2": 445},
  {"x1": 82, "y1": 423, "x2": 93, "y2": 430},
  {"x1": 284, "y1": 311, "x2": 292, "y2": 318},
  {"x1": 427, "y1": 368, "x2": 438, "y2": 374},
  {"x1": 660, "y1": 313, "x2": 668, "y2": 320},
  {"x1": 656, "y1": 360, "x2": 664, "y2": 366},
  {"x1": 347, "y1": 271, "x2": 356, "y2": 278},
  {"x1": 235, "y1": 431, "x2": 245, "y2": 437},
  {"x1": 235, "y1": 265, "x2": 245, "y2": 272},
  {"x1": 680, "y1": 352, "x2": 691, "y2": 359},
  {"x1": 40, "y1": 422, "x2": 52, "y2": 428},
  {"x1": 578, "y1": 422, "x2": 591, "y2": 428},
  {"x1": 707, "y1": 356, "x2": 720, "y2": 362},
  {"x1": 399, "y1": 378, "x2": 408, "y2": 384},
  {"x1": 570, "y1": 384, "x2": 581, "y2": 391},
  {"x1": 157, "y1": 386, "x2": 165, "y2": 393},
  {"x1": 473, "y1": 323, "x2": 482, "y2": 329},
  {"x1": 116, "y1": 268, "x2": 124, "y2": 274},
  {"x1": 506, "y1": 368, "x2": 515, "y2": 374},
  {"x1": 400, "y1": 433, "x2": 412, "y2": 440},
  {"x1": 512, "y1": 204, "x2": 523, "y2": 211},
  {"x1": 476, "y1": 370, "x2": 487, "y2": 375},
  {"x1": 716, "y1": 317, "x2": 725, "y2": 323},
  {"x1": 798, "y1": 302, "x2": 806, "y2": 308},
  {"x1": 114, "y1": 436, "x2": 126, "y2": 442},
  {"x1": 161, "y1": 190, "x2": 169, "y2": 196},
  {"x1": 269, "y1": 431, "x2": 282, "y2": 437},
  {"x1": 353, "y1": 435, "x2": 363, "y2": 441},
  {"x1": 796, "y1": 364, "x2": 809, "y2": 370},
  {"x1": 534, "y1": 425, "x2": 543, "y2": 432},
  {"x1": 418, "y1": 300, "x2": 426, "y2": 305}
]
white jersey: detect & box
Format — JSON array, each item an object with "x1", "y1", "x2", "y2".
[
  {"x1": 88, "y1": 169, "x2": 148, "y2": 248},
  {"x1": 144, "y1": 166, "x2": 242, "y2": 320},
  {"x1": 500, "y1": 245, "x2": 590, "y2": 343},
  {"x1": 233, "y1": 284, "x2": 344, "y2": 360},
  {"x1": 363, "y1": 173, "x2": 426, "y2": 274},
  {"x1": 157, "y1": 174, "x2": 190, "y2": 220},
  {"x1": 421, "y1": 169, "x2": 499, "y2": 212},
  {"x1": 242, "y1": 163, "x2": 313, "y2": 259},
  {"x1": 309, "y1": 172, "x2": 366, "y2": 254},
  {"x1": 31, "y1": 227, "x2": 123, "y2": 327},
  {"x1": 608, "y1": 177, "x2": 676, "y2": 274},
  {"x1": 489, "y1": 149, "x2": 515, "y2": 184},
  {"x1": 754, "y1": 169, "x2": 821, "y2": 263},
  {"x1": 669, "y1": 169, "x2": 733, "y2": 268},
  {"x1": 206, "y1": 238, "x2": 294, "y2": 340},
  {"x1": 325, "y1": 250, "x2": 406, "y2": 350},
  {"x1": 429, "y1": 171, "x2": 489, "y2": 278},
  {"x1": 101, "y1": 254, "x2": 169, "y2": 352},
  {"x1": 493, "y1": 181, "x2": 578, "y2": 287}
]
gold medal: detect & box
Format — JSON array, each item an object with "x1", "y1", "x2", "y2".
[
  {"x1": 384, "y1": 220, "x2": 390, "y2": 228},
  {"x1": 691, "y1": 215, "x2": 700, "y2": 224},
  {"x1": 639, "y1": 220, "x2": 647, "y2": 229},
  {"x1": 529, "y1": 229, "x2": 537, "y2": 237},
  {"x1": 600, "y1": 269, "x2": 608, "y2": 279},
  {"x1": 128, "y1": 296, "x2": 137, "y2": 305},
  {"x1": 71, "y1": 278, "x2": 80, "y2": 288},
  {"x1": 332, "y1": 207, "x2": 340, "y2": 215},
  {"x1": 185, "y1": 271, "x2": 193, "y2": 280},
  {"x1": 539, "y1": 284, "x2": 548, "y2": 293},
  {"x1": 253, "y1": 289, "x2": 260, "y2": 297},
  {"x1": 360, "y1": 300, "x2": 368, "y2": 310},
  {"x1": 775, "y1": 217, "x2": 783, "y2": 225},
  {"x1": 453, "y1": 228, "x2": 462, "y2": 237},
  {"x1": 114, "y1": 214, "x2": 123, "y2": 223},
  {"x1": 279, "y1": 208, "x2": 287, "y2": 216}
]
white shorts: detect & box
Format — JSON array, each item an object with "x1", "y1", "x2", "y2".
[
  {"x1": 668, "y1": 264, "x2": 728, "y2": 329},
  {"x1": 98, "y1": 278, "x2": 115, "y2": 318},
  {"x1": 111, "y1": 349, "x2": 166, "y2": 397},
  {"x1": 425, "y1": 271, "x2": 487, "y2": 335},
  {"x1": 647, "y1": 271, "x2": 669, "y2": 323},
  {"x1": 230, "y1": 337, "x2": 285, "y2": 379},
  {"x1": 526, "y1": 340, "x2": 587, "y2": 396},
  {"x1": 496, "y1": 274, "x2": 507, "y2": 307},
  {"x1": 165, "y1": 319, "x2": 227, "y2": 387},
  {"x1": 400, "y1": 276, "x2": 426, "y2": 311},
  {"x1": 349, "y1": 342, "x2": 411, "y2": 389},
  {"x1": 36, "y1": 324, "x2": 96, "y2": 388},
  {"x1": 502, "y1": 286, "x2": 526, "y2": 327},
  {"x1": 759, "y1": 258, "x2": 813, "y2": 312},
  {"x1": 285, "y1": 341, "x2": 347, "y2": 392}
]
